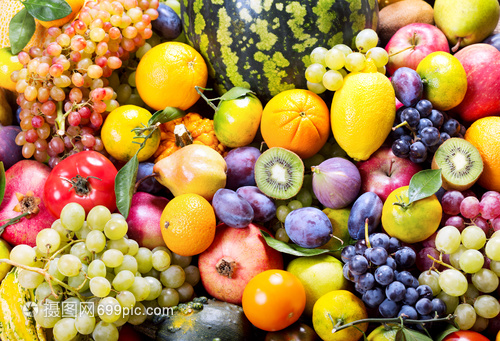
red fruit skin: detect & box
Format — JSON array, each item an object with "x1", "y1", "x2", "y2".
[
  {"x1": 126, "y1": 192, "x2": 169, "y2": 249},
  {"x1": 198, "y1": 223, "x2": 284, "y2": 305},
  {"x1": 453, "y1": 44, "x2": 500, "y2": 123},
  {"x1": 0, "y1": 160, "x2": 56, "y2": 246},
  {"x1": 357, "y1": 147, "x2": 422, "y2": 202},
  {"x1": 442, "y1": 330, "x2": 489, "y2": 341},
  {"x1": 385, "y1": 23, "x2": 450, "y2": 75}
]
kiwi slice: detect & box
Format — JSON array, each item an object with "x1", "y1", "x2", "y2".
[
  {"x1": 431, "y1": 138, "x2": 483, "y2": 191},
  {"x1": 254, "y1": 147, "x2": 304, "y2": 199}
]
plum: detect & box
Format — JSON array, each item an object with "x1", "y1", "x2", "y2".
[
  {"x1": 152, "y1": 3, "x2": 182, "y2": 40},
  {"x1": 212, "y1": 188, "x2": 254, "y2": 228},
  {"x1": 348, "y1": 192, "x2": 383, "y2": 240},
  {"x1": 136, "y1": 162, "x2": 162, "y2": 194},
  {"x1": 391, "y1": 67, "x2": 423, "y2": 107},
  {"x1": 224, "y1": 146, "x2": 261, "y2": 190},
  {"x1": 0, "y1": 125, "x2": 22, "y2": 170},
  {"x1": 236, "y1": 186, "x2": 275, "y2": 223},
  {"x1": 284, "y1": 207, "x2": 332, "y2": 248}
]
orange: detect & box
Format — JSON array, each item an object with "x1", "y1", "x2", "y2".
[
  {"x1": 160, "y1": 193, "x2": 216, "y2": 256},
  {"x1": 135, "y1": 41, "x2": 208, "y2": 111},
  {"x1": 465, "y1": 116, "x2": 500, "y2": 192},
  {"x1": 100, "y1": 105, "x2": 161, "y2": 162},
  {"x1": 260, "y1": 89, "x2": 330, "y2": 159},
  {"x1": 37, "y1": 0, "x2": 85, "y2": 28},
  {"x1": 0, "y1": 0, "x2": 46, "y2": 51}
]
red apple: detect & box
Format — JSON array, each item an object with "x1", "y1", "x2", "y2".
[
  {"x1": 357, "y1": 147, "x2": 422, "y2": 202},
  {"x1": 452, "y1": 44, "x2": 500, "y2": 123},
  {"x1": 385, "y1": 23, "x2": 450, "y2": 75},
  {"x1": 126, "y1": 192, "x2": 169, "y2": 249}
]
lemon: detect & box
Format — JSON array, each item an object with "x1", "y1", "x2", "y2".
[
  {"x1": 367, "y1": 325, "x2": 398, "y2": 341},
  {"x1": 101, "y1": 105, "x2": 160, "y2": 162},
  {"x1": 0, "y1": 239, "x2": 11, "y2": 281},
  {"x1": 312, "y1": 290, "x2": 368, "y2": 341},
  {"x1": 0, "y1": 47, "x2": 22, "y2": 92},
  {"x1": 331, "y1": 70, "x2": 395, "y2": 161},
  {"x1": 416, "y1": 51, "x2": 467, "y2": 111}
]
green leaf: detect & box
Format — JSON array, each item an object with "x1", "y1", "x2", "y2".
[
  {"x1": 148, "y1": 107, "x2": 186, "y2": 126},
  {"x1": 400, "y1": 328, "x2": 433, "y2": 341},
  {"x1": 9, "y1": 8, "x2": 36, "y2": 55},
  {"x1": 22, "y1": 0, "x2": 72, "y2": 22},
  {"x1": 115, "y1": 155, "x2": 139, "y2": 219},
  {"x1": 260, "y1": 230, "x2": 337, "y2": 257},
  {"x1": 407, "y1": 169, "x2": 442, "y2": 204},
  {"x1": 218, "y1": 87, "x2": 254, "y2": 102},
  {"x1": 434, "y1": 323, "x2": 459, "y2": 341},
  {"x1": 395, "y1": 330, "x2": 405, "y2": 341},
  {"x1": 0, "y1": 162, "x2": 5, "y2": 207}
]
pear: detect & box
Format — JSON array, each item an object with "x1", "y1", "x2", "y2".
[
  {"x1": 153, "y1": 144, "x2": 227, "y2": 201},
  {"x1": 434, "y1": 0, "x2": 500, "y2": 51}
]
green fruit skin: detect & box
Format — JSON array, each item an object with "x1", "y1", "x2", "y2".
[
  {"x1": 181, "y1": 0, "x2": 378, "y2": 102},
  {"x1": 213, "y1": 94, "x2": 263, "y2": 148},
  {"x1": 286, "y1": 254, "x2": 348, "y2": 316},
  {"x1": 434, "y1": 0, "x2": 500, "y2": 47},
  {"x1": 367, "y1": 325, "x2": 398, "y2": 341},
  {"x1": 319, "y1": 207, "x2": 353, "y2": 258}
]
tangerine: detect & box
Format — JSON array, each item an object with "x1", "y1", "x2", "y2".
[
  {"x1": 37, "y1": 0, "x2": 85, "y2": 28},
  {"x1": 465, "y1": 116, "x2": 500, "y2": 192},
  {"x1": 135, "y1": 42, "x2": 208, "y2": 111},
  {"x1": 260, "y1": 89, "x2": 330, "y2": 159},
  {"x1": 160, "y1": 193, "x2": 216, "y2": 256}
]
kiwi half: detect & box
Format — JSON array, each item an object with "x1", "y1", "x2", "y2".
[
  {"x1": 254, "y1": 147, "x2": 304, "y2": 199},
  {"x1": 431, "y1": 138, "x2": 483, "y2": 191}
]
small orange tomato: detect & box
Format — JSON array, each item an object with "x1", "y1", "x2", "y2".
[{"x1": 242, "y1": 270, "x2": 306, "y2": 332}]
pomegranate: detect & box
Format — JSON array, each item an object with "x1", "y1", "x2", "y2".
[
  {"x1": 198, "y1": 223, "x2": 283, "y2": 304},
  {"x1": 0, "y1": 160, "x2": 55, "y2": 246}
]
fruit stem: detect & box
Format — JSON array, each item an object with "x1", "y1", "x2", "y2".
[
  {"x1": 392, "y1": 195, "x2": 410, "y2": 209},
  {"x1": 364, "y1": 218, "x2": 372, "y2": 248},
  {"x1": 451, "y1": 37, "x2": 462, "y2": 53},
  {"x1": 330, "y1": 314, "x2": 455, "y2": 334},
  {"x1": 0, "y1": 212, "x2": 30, "y2": 236},
  {"x1": 133, "y1": 173, "x2": 158, "y2": 194},
  {"x1": 194, "y1": 86, "x2": 218, "y2": 111},
  {"x1": 388, "y1": 32, "x2": 417, "y2": 59},
  {"x1": 60, "y1": 174, "x2": 102, "y2": 196},
  {"x1": 426, "y1": 254, "x2": 458, "y2": 271},
  {"x1": 55, "y1": 101, "x2": 66, "y2": 136}
]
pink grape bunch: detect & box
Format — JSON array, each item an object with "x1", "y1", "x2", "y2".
[{"x1": 11, "y1": 0, "x2": 160, "y2": 167}]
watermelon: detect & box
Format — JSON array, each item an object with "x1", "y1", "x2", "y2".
[{"x1": 181, "y1": 0, "x2": 379, "y2": 103}]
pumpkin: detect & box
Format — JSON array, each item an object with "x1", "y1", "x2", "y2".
[
  {"x1": 154, "y1": 112, "x2": 227, "y2": 163},
  {"x1": 181, "y1": 0, "x2": 379, "y2": 102},
  {"x1": 135, "y1": 298, "x2": 253, "y2": 341}
]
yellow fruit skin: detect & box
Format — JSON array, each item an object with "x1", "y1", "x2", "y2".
[
  {"x1": 153, "y1": 144, "x2": 227, "y2": 201},
  {"x1": 416, "y1": 51, "x2": 467, "y2": 111},
  {"x1": 0, "y1": 47, "x2": 22, "y2": 92},
  {"x1": 37, "y1": 0, "x2": 85, "y2": 28},
  {"x1": 367, "y1": 325, "x2": 398, "y2": 340},
  {"x1": 0, "y1": 269, "x2": 46, "y2": 341},
  {"x1": 331, "y1": 71, "x2": 395, "y2": 161},
  {"x1": 382, "y1": 186, "x2": 442, "y2": 243},
  {"x1": 312, "y1": 290, "x2": 368, "y2": 341},
  {"x1": 319, "y1": 207, "x2": 352, "y2": 258}
]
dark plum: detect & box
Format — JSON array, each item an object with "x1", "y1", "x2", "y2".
[
  {"x1": 136, "y1": 162, "x2": 163, "y2": 194},
  {"x1": 0, "y1": 125, "x2": 23, "y2": 170},
  {"x1": 284, "y1": 207, "x2": 332, "y2": 248},
  {"x1": 151, "y1": 3, "x2": 182, "y2": 40},
  {"x1": 391, "y1": 67, "x2": 423, "y2": 107},
  {"x1": 224, "y1": 146, "x2": 261, "y2": 190},
  {"x1": 347, "y1": 192, "x2": 383, "y2": 240},
  {"x1": 483, "y1": 33, "x2": 500, "y2": 52},
  {"x1": 212, "y1": 188, "x2": 254, "y2": 228},
  {"x1": 235, "y1": 186, "x2": 275, "y2": 223}
]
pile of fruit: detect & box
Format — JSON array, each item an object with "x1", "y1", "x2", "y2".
[{"x1": 1, "y1": 0, "x2": 500, "y2": 340}]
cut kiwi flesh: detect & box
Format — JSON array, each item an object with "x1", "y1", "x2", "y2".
[
  {"x1": 431, "y1": 138, "x2": 483, "y2": 191},
  {"x1": 254, "y1": 147, "x2": 304, "y2": 199}
]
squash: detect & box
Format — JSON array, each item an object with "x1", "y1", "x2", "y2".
[
  {"x1": 135, "y1": 298, "x2": 253, "y2": 341},
  {"x1": 154, "y1": 112, "x2": 227, "y2": 163}
]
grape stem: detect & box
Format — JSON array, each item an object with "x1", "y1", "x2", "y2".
[
  {"x1": 330, "y1": 314, "x2": 456, "y2": 334},
  {"x1": 364, "y1": 218, "x2": 372, "y2": 248},
  {"x1": 55, "y1": 99, "x2": 94, "y2": 136},
  {"x1": 426, "y1": 254, "x2": 457, "y2": 271}
]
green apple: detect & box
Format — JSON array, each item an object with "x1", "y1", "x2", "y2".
[
  {"x1": 286, "y1": 254, "x2": 348, "y2": 315},
  {"x1": 434, "y1": 0, "x2": 499, "y2": 50}
]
